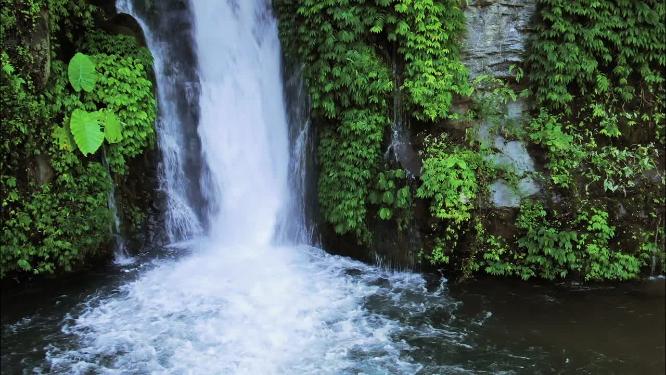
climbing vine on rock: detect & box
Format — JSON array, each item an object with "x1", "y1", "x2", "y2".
[
  {"x1": 518, "y1": 0, "x2": 666, "y2": 280},
  {"x1": 275, "y1": 0, "x2": 469, "y2": 245}
]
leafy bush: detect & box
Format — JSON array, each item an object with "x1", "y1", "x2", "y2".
[
  {"x1": 369, "y1": 169, "x2": 411, "y2": 223},
  {"x1": 416, "y1": 135, "x2": 483, "y2": 264},
  {"x1": 392, "y1": 0, "x2": 471, "y2": 121},
  {"x1": 275, "y1": 0, "x2": 469, "y2": 245},
  {"x1": 318, "y1": 110, "x2": 388, "y2": 242},
  {"x1": 0, "y1": 0, "x2": 156, "y2": 278},
  {"x1": 417, "y1": 135, "x2": 480, "y2": 224},
  {"x1": 485, "y1": 201, "x2": 646, "y2": 281}
]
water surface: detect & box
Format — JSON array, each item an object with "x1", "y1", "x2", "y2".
[{"x1": 2, "y1": 249, "x2": 664, "y2": 374}]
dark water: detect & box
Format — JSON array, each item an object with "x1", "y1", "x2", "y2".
[{"x1": 1, "y1": 251, "x2": 664, "y2": 374}]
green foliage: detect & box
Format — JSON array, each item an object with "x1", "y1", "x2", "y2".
[
  {"x1": 470, "y1": 72, "x2": 524, "y2": 124},
  {"x1": 509, "y1": 201, "x2": 644, "y2": 281},
  {"x1": 67, "y1": 109, "x2": 122, "y2": 155},
  {"x1": 527, "y1": 110, "x2": 660, "y2": 192},
  {"x1": 67, "y1": 52, "x2": 97, "y2": 92},
  {"x1": 526, "y1": 111, "x2": 585, "y2": 188},
  {"x1": 276, "y1": 0, "x2": 469, "y2": 120},
  {"x1": 318, "y1": 110, "x2": 388, "y2": 242},
  {"x1": 69, "y1": 108, "x2": 105, "y2": 155},
  {"x1": 428, "y1": 237, "x2": 450, "y2": 265},
  {"x1": 85, "y1": 51, "x2": 156, "y2": 174},
  {"x1": 515, "y1": 201, "x2": 581, "y2": 280},
  {"x1": 275, "y1": 0, "x2": 470, "y2": 245},
  {"x1": 59, "y1": 49, "x2": 154, "y2": 162},
  {"x1": 417, "y1": 135, "x2": 483, "y2": 265},
  {"x1": 52, "y1": 125, "x2": 74, "y2": 151},
  {"x1": 44, "y1": 42, "x2": 155, "y2": 170},
  {"x1": 524, "y1": 21, "x2": 664, "y2": 282},
  {"x1": 1, "y1": 162, "x2": 112, "y2": 277},
  {"x1": 276, "y1": 1, "x2": 393, "y2": 119},
  {"x1": 369, "y1": 169, "x2": 411, "y2": 222},
  {"x1": 0, "y1": 0, "x2": 156, "y2": 278},
  {"x1": 392, "y1": 0, "x2": 471, "y2": 121},
  {"x1": 528, "y1": 0, "x2": 665, "y2": 116},
  {"x1": 102, "y1": 111, "x2": 122, "y2": 143},
  {"x1": 475, "y1": 220, "x2": 533, "y2": 280},
  {"x1": 417, "y1": 135, "x2": 480, "y2": 224}
]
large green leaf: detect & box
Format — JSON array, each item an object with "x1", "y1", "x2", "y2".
[
  {"x1": 102, "y1": 111, "x2": 123, "y2": 143},
  {"x1": 68, "y1": 53, "x2": 97, "y2": 92},
  {"x1": 69, "y1": 109, "x2": 104, "y2": 156}
]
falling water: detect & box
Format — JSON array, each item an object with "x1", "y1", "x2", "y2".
[
  {"x1": 276, "y1": 64, "x2": 317, "y2": 245},
  {"x1": 385, "y1": 59, "x2": 420, "y2": 177},
  {"x1": 193, "y1": 0, "x2": 291, "y2": 246},
  {"x1": 116, "y1": 0, "x2": 205, "y2": 243},
  {"x1": 101, "y1": 148, "x2": 134, "y2": 265},
  {"x1": 106, "y1": 186, "x2": 133, "y2": 265}
]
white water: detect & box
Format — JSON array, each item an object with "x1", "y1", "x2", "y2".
[
  {"x1": 43, "y1": 1, "x2": 459, "y2": 373},
  {"x1": 116, "y1": 0, "x2": 204, "y2": 242},
  {"x1": 102, "y1": 150, "x2": 134, "y2": 265},
  {"x1": 194, "y1": 0, "x2": 290, "y2": 246},
  {"x1": 107, "y1": 186, "x2": 134, "y2": 266}
]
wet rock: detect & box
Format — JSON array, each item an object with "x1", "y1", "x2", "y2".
[
  {"x1": 463, "y1": 0, "x2": 537, "y2": 78},
  {"x1": 490, "y1": 180, "x2": 521, "y2": 208},
  {"x1": 28, "y1": 10, "x2": 50, "y2": 88},
  {"x1": 517, "y1": 176, "x2": 539, "y2": 197},
  {"x1": 490, "y1": 176, "x2": 541, "y2": 208}
]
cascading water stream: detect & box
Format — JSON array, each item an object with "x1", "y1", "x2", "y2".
[
  {"x1": 193, "y1": 0, "x2": 291, "y2": 247},
  {"x1": 107, "y1": 184, "x2": 133, "y2": 265},
  {"x1": 101, "y1": 147, "x2": 134, "y2": 265},
  {"x1": 116, "y1": 0, "x2": 205, "y2": 243},
  {"x1": 276, "y1": 64, "x2": 317, "y2": 246}
]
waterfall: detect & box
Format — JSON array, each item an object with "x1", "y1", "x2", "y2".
[
  {"x1": 276, "y1": 65, "x2": 317, "y2": 245},
  {"x1": 192, "y1": 0, "x2": 291, "y2": 246},
  {"x1": 386, "y1": 59, "x2": 421, "y2": 177},
  {"x1": 101, "y1": 147, "x2": 134, "y2": 265},
  {"x1": 42, "y1": 2, "x2": 444, "y2": 373}
]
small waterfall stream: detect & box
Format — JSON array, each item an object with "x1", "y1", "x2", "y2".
[
  {"x1": 101, "y1": 147, "x2": 133, "y2": 265},
  {"x1": 106, "y1": 184, "x2": 133, "y2": 265},
  {"x1": 117, "y1": 0, "x2": 205, "y2": 243}
]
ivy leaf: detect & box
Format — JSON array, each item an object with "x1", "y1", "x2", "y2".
[
  {"x1": 70, "y1": 109, "x2": 104, "y2": 156},
  {"x1": 68, "y1": 53, "x2": 97, "y2": 92},
  {"x1": 17, "y1": 259, "x2": 31, "y2": 271},
  {"x1": 52, "y1": 126, "x2": 73, "y2": 151},
  {"x1": 378, "y1": 207, "x2": 392, "y2": 220},
  {"x1": 102, "y1": 111, "x2": 123, "y2": 143}
]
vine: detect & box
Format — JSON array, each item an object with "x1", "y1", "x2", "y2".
[{"x1": 275, "y1": 0, "x2": 469, "y2": 244}]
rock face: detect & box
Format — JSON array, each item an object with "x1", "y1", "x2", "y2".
[
  {"x1": 463, "y1": 1, "x2": 541, "y2": 208},
  {"x1": 462, "y1": 0, "x2": 537, "y2": 78},
  {"x1": 323, "y1": 1, "x2": 541, "y2": 269},
  {"x1": 29, "y1": 10, "x2": 51, "y2": 87},
  {"x1": 478, "y1": 99, "x2": 541, "y2": 208}
]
